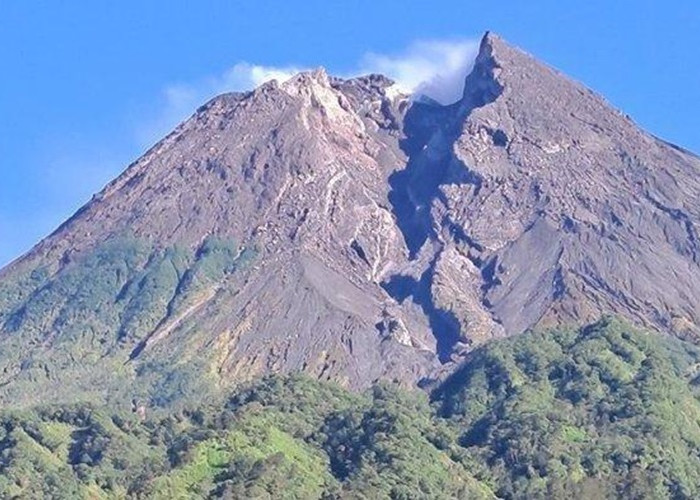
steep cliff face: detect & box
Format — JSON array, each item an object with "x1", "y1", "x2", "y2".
[
  {"x1": 0, "y1": 32, "x2": 698, "y2": 407},
  {"x1": 442, "y1": 33, "x2": 700, "y2": 341}
]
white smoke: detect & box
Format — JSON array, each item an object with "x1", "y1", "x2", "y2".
[
  {"x1": 138, "y1": 63, "x2": 304, "y2": 146},
  {"x1": 3, "y1": 39, "x2": 481, "y2": 266},
  {"x1": 140, "y1": 39, "x2": 479, "y2": 146},
  {"x1": 358, "y1": 39, "x2": 479, "y2": 105},
  {"x1": 223, "y1": 62, "x2": 303, "y2": 89}
]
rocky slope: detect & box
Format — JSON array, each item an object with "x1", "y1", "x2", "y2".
[
  {"x1": 386, "y1": 33, "x2": 700, "y2": 351},
  {"x1": 0, "y1": 32, "x2": 699, "y2": 406}
]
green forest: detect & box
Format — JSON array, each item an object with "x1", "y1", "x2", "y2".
[{"x1": 2, "y1": 318, "x2": 700, "y2": 499}]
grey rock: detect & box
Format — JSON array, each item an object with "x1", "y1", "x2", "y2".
[{"x1": 444, "y1": 33, "x2": 700, "y2": 342}]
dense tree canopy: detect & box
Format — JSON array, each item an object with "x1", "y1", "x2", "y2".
[{"x1": 1, "y1": 319, "x2": 699, "y2": 499}]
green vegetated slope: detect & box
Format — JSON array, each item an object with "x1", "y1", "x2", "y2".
[
  {"x1": 0, "y1": 235, "x2": 252, "y2": 408},
  {"x1": 2, "y1": 319, "x2": 700, "y2": 499},
  {"x1": 435, "y1": 319, "x2": 700, "y2": 498},
  {"x1": 0, "y1": 376, "x2": 490, "y2": 499}
]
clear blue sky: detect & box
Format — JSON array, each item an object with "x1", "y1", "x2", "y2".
[{"x1": 1, "y1": 1, "x2": 698, "y2": 266}]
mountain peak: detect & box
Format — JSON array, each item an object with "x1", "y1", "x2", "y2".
[
  {"x1": 462, "y1": 31, "x2": 557, "y2": 107},
  {"x1": 471, "y1": 31, "x2": 523, "y2": 72},
  {"x1": 280, "y1": 67, "x2": 330, "y2": 91},
  {"x1": 478, "y1": 30, "x2": 506, "y2": 56},
  {"x1": 461, "y1": 30, "x2": 628, "y2": 128},
  {"x1": 476, "y1": 30, "x2": 538, "y2": 68}
]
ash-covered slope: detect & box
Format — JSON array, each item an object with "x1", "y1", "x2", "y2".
[
  {"x1": 0, "y1": 32, "x2": 699, "y2": 407},
  {"x1": 439, "y1": 33, "x2": 700, "y2": 341}
]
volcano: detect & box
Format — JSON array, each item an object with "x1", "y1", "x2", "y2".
[{"x1": 1, "y1": 32, "x2": 699, "y2": 408}]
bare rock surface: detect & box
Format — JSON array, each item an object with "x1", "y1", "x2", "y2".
[
  {"x1": 445, "y1": 33, "x2": 700, "y2": 343},
  {"x1": 0, "y1": 32, "x2": 699, "y2": 404}
]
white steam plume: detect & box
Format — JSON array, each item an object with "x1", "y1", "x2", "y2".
[
  {"x1": 140, "y1": 39, "x2": 479, "y2": 146},
  {"x1": 137, "y1": 63, "x2": 304, "y2": 146},
  {"x1": 358, "y1": 39, "x2": 479, "y2": 105}
]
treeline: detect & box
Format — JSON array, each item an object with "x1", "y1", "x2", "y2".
[{"x1": 1, "y1": 318, "x2": 700, "y2": 499}]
